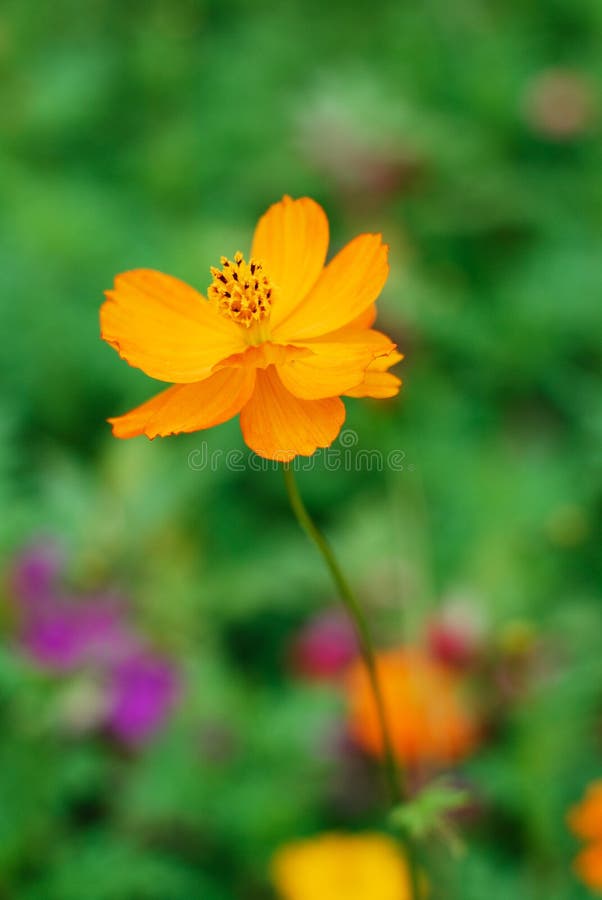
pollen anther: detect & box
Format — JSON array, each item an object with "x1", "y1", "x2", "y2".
[{"x1": 208, "y1": 252, "x2": 273, "y2": 327}]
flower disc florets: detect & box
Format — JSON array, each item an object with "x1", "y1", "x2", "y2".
[{"x1": 208, "y1": 251, "x2": 273, "y2": 327}]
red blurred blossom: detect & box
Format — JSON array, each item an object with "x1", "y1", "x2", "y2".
[{"x1": 427, "y1": 597, "x2": 487, "y2": 670}]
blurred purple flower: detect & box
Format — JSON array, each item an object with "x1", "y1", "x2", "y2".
[
  {"x1": 107, "y1": 651, "x2": 180, "y2": 745},
  {"x1": 9, "y1": 542, "x2": 63, "y2": 611},
  {"x1": 8, "y1": 541, "x2": 181, "y2": 746},
  {"x1": 291, "y1": 610, "x2": 358, "y2": 681},
  {"x1": 20, "y1": 598, "x2": 133, "y2": 671}
]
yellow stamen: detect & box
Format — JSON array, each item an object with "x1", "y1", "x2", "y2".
[{"x1": 208, "y1": 251, "x2": 273, "y2": 328}]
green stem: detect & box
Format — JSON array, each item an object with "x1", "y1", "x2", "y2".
[{"x1": 282, "y1": 463, "x2": 421, "y2": 899}]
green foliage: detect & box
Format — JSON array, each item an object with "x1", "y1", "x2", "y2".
[
  {"x1": 0, "y1": 0, "x2": 600, "y2": 897},
  {"x1": 390, "y1": 781, "x2": 470, "y2": 849}
]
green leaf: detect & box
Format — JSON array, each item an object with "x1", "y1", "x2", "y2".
[{"x1": 390, "y1": 780, "x2": 471, "y2": 848}]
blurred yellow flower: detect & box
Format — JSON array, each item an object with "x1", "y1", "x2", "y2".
[
  {"x1": 568, "y1": 781, "x2": 602, "y2": 893},
  {"x1": 271, "y1": 832, "x2": 412, "y2": 900},
  {"x1": 346, "y1": 648, "x2": 480, "y2": 765}
]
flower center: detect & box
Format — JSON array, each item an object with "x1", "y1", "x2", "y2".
[{"x1": 208, "y1": 252, "x2": 273, "y2": 328}]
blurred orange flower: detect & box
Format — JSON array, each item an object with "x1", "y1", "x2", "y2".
[
  {"x1": 346, "y1": 648, "x2": 480, "y2": 765},
  {"x1": 568, "y1": 780, "x2": 602, "y2": 893},
  {"x1": 101, "y1": 196, "x2": 401, "y2": 461},
  {"x1": 574, "y1": 844, "x2": 602, "y2": 893},
  {"x1": 271, "y1": 832, "x2": 413, "y2": 900},
  {"x1": 568, "y1": 781, "x2": 602, "y2": 842}
]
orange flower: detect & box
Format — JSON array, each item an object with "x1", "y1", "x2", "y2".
[
  {"x1": 574, "y1": 843, "x2": 602, "y2": 893},
  {"x1": 271, "y1": 832, "x2": 414, "y2": 900},
  {"x1": 568, "y1": 781, "x2": 602, "y2": 893},
  {"x1": 100, "y1": 196, "x2": 401, "y2": 461},
  {"x1": 346, "y1": 648, "x2": 479, "y2": 765},
  {"x1": 568, "y1": 781, "x2": 602, "y2": 842}
]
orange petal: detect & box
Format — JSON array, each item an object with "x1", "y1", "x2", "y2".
[
  {"x1": 277, "y1": 330, "x2": 395, "y2": 400},
  {"x1": 308, "y1": 326, "x2": 394, "y2": 352},
  {"x1": 344, "y1": 350, "x2": 403, "y2": 399},
  {"x1": 251, "y1": 196, "x2": 329, "y2": 330},
  {"x1": 101, "y1": 269, "x2": 246, "y2": 383},
  {"x1": 274, "y1": 234, "x2": 388, "y2": 341},
  {"x1": 239, "y1": 366, "x2": 345, "y2": 461},
  {"x1": 326, "y1": 304, "x2": 377, "y2": 335},
  {"x1": 108, "y1": 366, "x2": 256, "y2": 439},
  {"x1": 217, "y1": 341, "x2": 313, "y2": 370}
]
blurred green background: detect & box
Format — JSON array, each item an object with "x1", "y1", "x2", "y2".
[{"x1": 0, "y1": 0, "x2": 601, "y2": 897}]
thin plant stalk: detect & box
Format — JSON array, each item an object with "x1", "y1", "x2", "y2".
[{"x1": 282, "y1": 463, "x2": 421, "y2": 899}]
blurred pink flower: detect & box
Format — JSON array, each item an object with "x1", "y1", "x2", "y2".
[{"x1": 291, "y1": 610, "x2": 358, "y2": 681}]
